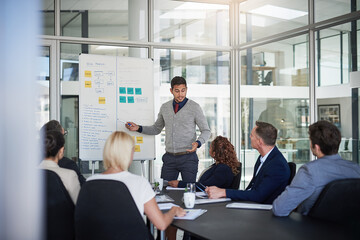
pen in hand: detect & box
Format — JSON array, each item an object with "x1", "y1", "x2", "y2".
[
  {"x1": 198, "y1": 182, "x2": 207, "y2": 190},
  {"x1": 119, "y1": 119, "x2": 132, "y2": 127},
  {"x1": 196, "y1": 185, "x2": 207, "y2": 195},
  {"x1": 196, "y1": 183, "x2": 208, "y2": 195}
]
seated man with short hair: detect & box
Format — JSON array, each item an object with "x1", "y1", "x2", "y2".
[
  {"x1": 206, "y1": 121, "x2": 290, "y2": 204},
  {"x1": 272, "y1": 120, "x2": 360, "y2": 216}
]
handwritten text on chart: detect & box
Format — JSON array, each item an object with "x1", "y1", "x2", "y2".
[{"x1": 81, "y1": 106, "x2": 112, "y2": 151}]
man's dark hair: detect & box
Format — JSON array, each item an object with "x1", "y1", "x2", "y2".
[
  {"x1": 255, "y1": 121, "x2": 277, "y2": 146},
  {"x1": 41, "y1": 120, "x2": 62, "y2": 133},
  {"x1": 308, "y1": 120, "x2": 341, "y2": 155},
  {"x1": 171, "y1": 76, "x2": 187, "y2": 89}
]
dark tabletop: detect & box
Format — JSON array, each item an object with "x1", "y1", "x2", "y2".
[{"x1": 164, "y1": 189, "x2": 358, "y2": 240}]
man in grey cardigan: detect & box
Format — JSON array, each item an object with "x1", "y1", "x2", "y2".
[{"x1": 126, "y1": 76, "x2": 211, "y2": 182}]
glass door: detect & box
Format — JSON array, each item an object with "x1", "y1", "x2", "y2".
[{"x1": 37, "y1": 40, "x2": 57, "y2": 130}]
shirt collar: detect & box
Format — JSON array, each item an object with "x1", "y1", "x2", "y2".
[
  {"x1": 173, "y1": 98, "x2": 188, "y2": 108},
  {"x1": 260, "y1": 147, "x2": 274, "y2": 163},
  {"x1": 39, "y1": 159, "x2": 59, "y2": 168}
]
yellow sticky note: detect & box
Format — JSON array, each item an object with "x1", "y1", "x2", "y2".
[
  {"x1": 85, "y1": 81, "x2": 92, "y2": 88},
  {"x1": 85, "y1": 71, "x2": 92, "y2": 77},
  {"x1": 136, "y1": 137, "x2": 143, "y2": 144},
  {"x1": 99, "y1": 97, "x2": 105, "y2": 104},
  {"x1": 134, "y1": 145, "x2": 140, "y2": 152}
]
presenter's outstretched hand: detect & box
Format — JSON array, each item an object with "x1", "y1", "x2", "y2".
[
  {"x1": 205, "y1": 186, "x2": 226, "y2": 199},
  {"x1": 186, "y1": 142, "x2": 198, "y2": 153},
  {"x1": 125, "y1": 122, "x2": 139, "y2": 131},
  {"x1": 168, "y1": 180, "x2": 179, "y2": 188}
]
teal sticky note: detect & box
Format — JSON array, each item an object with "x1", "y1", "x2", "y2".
[
  {"x1": 135, "y1": 88, "x2": 142, "y2": 95},
  {"x1": 119, "y1": 87, "x2": 126, "y2": 94},
  {"x1": 128, "y1": 96, "x2": 135, "y2": 103},
  {"x1": 127, "y1": 87, "x2": 134, "y2": 94},
  {"x1": 119, "y1": 96, "x2": 126, "y2": 103}
]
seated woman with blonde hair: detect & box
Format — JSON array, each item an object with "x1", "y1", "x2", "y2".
[
  {"x1": 86, "y1": 131, "x2": 185, "y2": 231},
  {"x1": 169, "y1": 135, "x2": 239, "y2": 189}
]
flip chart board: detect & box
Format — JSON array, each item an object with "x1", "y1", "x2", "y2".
[{"x1": 79, "y1": 54, "x2": 155, "y2": 161}]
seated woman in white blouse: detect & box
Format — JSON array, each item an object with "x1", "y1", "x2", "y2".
[
  {"x1": 39, "y1": 130, "x2": 81, "y2": 204},
  {"x1": 87, "y1": 131, "x2": 185, "y2": 231}
]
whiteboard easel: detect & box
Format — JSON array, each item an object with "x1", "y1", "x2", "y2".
[{"x1": 79, "y1": 54, "x2": 156, "y2": 177}]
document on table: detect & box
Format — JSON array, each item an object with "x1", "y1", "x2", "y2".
[
  {"x1": 226, "y1": 202, "x2": 272, "y2": 210},
  {"x1": 174, "y1": 209, "x2": 207, "y2": 220},
  {"x1": 195, "y1": 192, "x2": 208, "y2": 198},
  {"x1": 155, "y1": 194, "x2": 175, "y2": 203},
  {"x1": 166, "y1": 186, "x2": 186, "y2": 190},
  {"x1": 195, "y1": 198, "x2": 231, "y2": 205},
  {"x1": 157, "y1": 203, "x2": 179, "y2": 210}
]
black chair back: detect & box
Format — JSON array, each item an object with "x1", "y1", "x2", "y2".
[
  {"x1": 230, "y1": 163, "x2": 242, "y2": 189},
  {"x1": 288, "y1": 162, "x2": 296, "y2": 185},
  {"x1": 308, "y1": 178, "x2": 360, "y2": 227},
  {"x1": 75, "y1": 180, "x2": 154, "y2": 240},
  {"x1": 42, "y1": 169, "x2": 75, "y2": 240}
]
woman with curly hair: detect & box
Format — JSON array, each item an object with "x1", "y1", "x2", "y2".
[{"x1": 168, "y1": 136, "x2": 239, "y2": 189}]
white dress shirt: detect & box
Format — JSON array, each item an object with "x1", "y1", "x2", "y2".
[{"x1": 255, "y1": 147, "x2": 274, "y2": 176}]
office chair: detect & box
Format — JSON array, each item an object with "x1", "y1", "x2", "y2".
[
  {"x1": 287, "y1": 162, "x2": 296, "y2": 185},
  {"x1": 42, "y1": 169, "x2": 75, "y2": 240},
  {"x1": 75, "y1": 180, "x2": 154, "y2": 240},
  {"x1": 229, "y1": 163, "x2": 242, "y2": 189},
  {"x1": 308, "y1": 178, "x2": 360, "y2": 228}
]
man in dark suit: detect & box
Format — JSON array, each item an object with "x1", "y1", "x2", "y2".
[
  {"x1": 206, "y1": 121, "x2": 290, "y2": 204},
  {"x1": 41, "y1": 120, "x2": 86, "y2": 186}
]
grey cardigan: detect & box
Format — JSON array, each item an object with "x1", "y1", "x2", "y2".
[{"x1": 142, "y1": 99, "x2": 211, "y2": 153}]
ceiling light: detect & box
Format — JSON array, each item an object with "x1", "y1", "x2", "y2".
[
  {"x1": 160, "y1": 11, "x2": 206, "y2": 19},
  {"x1": 175, "y1": 2, "x2": 228, "y2": 10},
  {"x1": 249, "y1": 5, "x2": 307, "y2": 20},
  {"x1": 96, "y1": 46, "x2": 123, "y2": 50}
]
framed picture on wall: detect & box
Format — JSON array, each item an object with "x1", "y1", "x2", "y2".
[
  {"x1": 318, "y1": 104, "x2": 341, "y2": 128},
  {"x1": 296, "y1": 106, "x2": 310, "y2": 128}
]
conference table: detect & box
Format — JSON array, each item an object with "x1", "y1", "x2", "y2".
[{"x1": 161, "y1": 189, "x2": 358, "y2": 240}]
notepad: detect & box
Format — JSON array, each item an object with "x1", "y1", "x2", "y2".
[
  {"x1": 166, "y1": 186, "x2": 186, "y2": 190},
  {"x1": 195, "y1": 198, "x2": 231, "y2": 205},
  {"x1": 174, "y1": 209, "x2": 207, "y2": 220},
  {"x1": 195, "y1": 192, "x2": 208, "y2": 198},
  {"x1": 157, "y1": 203, "x2": 179, "y2": 210},
  {"x1": 155, "y1": 194, "x2": 175, "y2": 203},
  {"x1": 226, "y1": 202, "x2": 272, "y2": 210}
]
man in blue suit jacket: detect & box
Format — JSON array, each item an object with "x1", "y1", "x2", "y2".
[{"x1": 206, "y1": 121, "x2": 290, "y2": 204}]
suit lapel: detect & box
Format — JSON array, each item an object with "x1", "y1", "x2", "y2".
[
  {"x1": 255, "y1": 146, "x2": 278, "y2": 178},
  {"x1": 246, "y1": 156, "x2": 261, "y2": 190},
  {"x1": 253, "y1": 157, "x2": 261, "y2": 178}
]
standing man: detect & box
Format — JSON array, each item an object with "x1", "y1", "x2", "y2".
[
  {"x1": 126, "y1": 76, "x2": 211, "y2": 182},
  {"x1": 206, "y1": 121, "x2": 290, "y2": 204},
  {"x1": 273, "y1": 120, "x2": 360, "y2": 216}
]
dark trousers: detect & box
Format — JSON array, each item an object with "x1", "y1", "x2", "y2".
[{"x1": 161, "y1": 152, "x2": 199, "y2": 182}]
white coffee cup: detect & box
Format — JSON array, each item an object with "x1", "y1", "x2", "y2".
[{"x1": 184, "y1": 192, "x2": 196, "y2": 208}]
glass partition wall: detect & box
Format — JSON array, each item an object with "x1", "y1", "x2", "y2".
[
  {"x1": 39, "y1": 0, "x2": 360, "y2": 184},
  {"x1": 240, "y1": 35, "x2": 310, "y2": 187}
]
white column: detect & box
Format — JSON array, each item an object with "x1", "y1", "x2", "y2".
[
  {"x1": 0, "y1": 0, "x2": 43, "y2": 239},
  {"x1": 128, "y1": 0, "x2": 148, "y2": 58}
]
